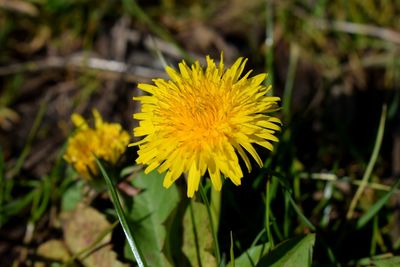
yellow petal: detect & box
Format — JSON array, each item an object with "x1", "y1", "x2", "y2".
[
  {"x1": 71, "y1": 113, "x2": 88, "y2": 129},
  {"x1": 187, "y1": 161, "x2": 201, "y2": 198}
]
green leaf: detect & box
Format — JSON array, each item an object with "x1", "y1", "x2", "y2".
[
  {"x1": 373, "y1": 256, "x2": 400, "y2": 267},
  {"x1": 125, "y1": 170, "x2": 179, "y2": 267},
  {"x1": 31, "y1": 177, "x2": 51, "y2": 222},
  {"x1": 182, "y1": 201, "x2": 216, "y2": 267},
  {"x1": 61, "y1": 180, "x2": 84, "y2": 212},
  {"x1": 256, "y1": 234, "x2": 316, "y2": 267},
  {"x1": 229, "y1": 243, "x2": 271, "y2": 267}
]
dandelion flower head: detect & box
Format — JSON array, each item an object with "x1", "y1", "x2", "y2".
[
  {"x1": 132, "y1": 55, "x2": 281, "y2": 197},
  {"x1": 64, "y1": 110, "x2": 130, "y2": 180}
]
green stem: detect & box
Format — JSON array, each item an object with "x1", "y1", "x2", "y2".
[
  {"x1": 282, "y1": 43, "x2": 300, "y2": 120},
  {"x1": 265, "y1": 0, "x2": 274, "y2": 94},
  {"x1": 199, "y1": 184, "x2": 221, "y2": 265},
  {"x1": 370, "y1": 215, "x2": 378, "y2": 256},
  {"x1": 10, "y1": 99, "x2": 47, "y2": 178},
  {"x1": 210, "y1": 187, "x2": 221, "y2": 237},
  {"x1": 189, "y1": 200, "x2": 203, "y2": 267},
  {"x1": 0, "y1": 146, "x2": 4, "y2": 226},
  {"x1": 229, "y1": 231, "x2": 235, "y2": 267},
  {"x1": 265, "y1": 177, "x2": 275, "y2": 248}
]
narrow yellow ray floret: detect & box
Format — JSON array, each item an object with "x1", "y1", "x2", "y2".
[
  {"x1": 132, "y1": 55, "x2": 281, "y2": 197},
  {"x1": 64, "y1": 110, "x2": 130, "y2": 180}
]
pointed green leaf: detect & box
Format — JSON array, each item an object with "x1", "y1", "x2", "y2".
[
  {"x1": 61, "y1": 181, "x2": 84, "y2": 212},
  {"x1": 256, "y1": 234, "x2": 315, "y2": 267},
  {"x1": 229, "y1": 243, "x2": 271, "y2": 267}
]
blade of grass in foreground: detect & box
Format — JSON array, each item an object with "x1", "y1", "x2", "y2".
[
  {"x1": 347, "y1": 104, "x2": 387, "y2": 219},
  {"x1": 95, "y1": 158, "x2": 147, "y2": 267},
  {"x1": 286, "y1": 190, "x2": 316, "y2": 232},
  {"x1": 356, "y1": 179, "x2": 400, "y2": 229}
]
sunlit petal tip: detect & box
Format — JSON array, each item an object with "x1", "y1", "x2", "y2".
[
  {"x1": 144, "y1": 162, "x2": 158, "y2": 174},
  {"x1": 269, "y1": 117, "x2": 283, "y2": 125},
  {"x1": 163, "y1": 173, "x2": 174, "y2": 188},
  {"x1": 265, "y1": 84, "x2": 275, "y2": 94},
  {"x1": 71, "y1": 113, "x2": 87, "y2": 129},
  {"x1": 186, "y1": 190, "x2": 194, "y2": 198},
  {"x1": 137, "y1": 83, "x2": 157, "y2": 94},
  {"x1": 250, "y1": 73, "x2": 267, "y2": 85},
  {"x1": 165, "y1": 66, "x2": 180, "y2": 79},
  {"x1": 206, "y1": 55, "x2": 215, "y2": 66},
  {"x1": 209, "y1": 170, "x2": 222, "y2": 191},
  {"x1": 92, "y1": 109, "x2": 103, "y2": 128},
  {"x1": 229, "y1": 176, "x2": 242, "y2": 186}
]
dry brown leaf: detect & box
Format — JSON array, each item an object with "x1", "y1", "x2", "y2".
[
  {"x1": 0, "y1": 0, "x2": 38, "y2": 16},
  {"x1": 61, "y1": 205, "x2": 128, "y2": 267},
  {"x1": 34, "y1": 239, "x2": 70, "y2": 267}
]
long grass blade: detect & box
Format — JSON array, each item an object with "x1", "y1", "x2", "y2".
[
  {"x1": 95, "y1": 158, "x2": 146, "y2": 267},
  {"x1": 265, "y1": 0, "x2": 274, "y2": 94},
  {"x1": 282, "y1": 43, "x2": 300, "y2": 120},
  {"x1": 265, "y1": 178, "x2": 275, "y2": 248},
  {"x1": 9, "y1": 99, "x2": 47, "y2": 178},
  {"x1": 286, "y1": 191, "x2": 316, "y2": 232},
  {"x1": 347, "y1": 104, "x2": 387, "y2": 219},
  {"x1": 356, "y1": 179, "x2": 400, "y2": 229}
]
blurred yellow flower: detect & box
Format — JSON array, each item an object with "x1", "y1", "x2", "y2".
[
  {"x1": 64, "y1": 110, "x2": 130, "y2": 180},
  {"x1": 132, "y1": 55, "x2": 281, "y2": 197}
]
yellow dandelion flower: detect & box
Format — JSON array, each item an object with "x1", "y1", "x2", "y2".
[
  {"x1": 132, "y1": 55, "x2": 281, "y2": 197},
  {"x1": 64, "y1": 110, "x2": 130, "y2": 180}
]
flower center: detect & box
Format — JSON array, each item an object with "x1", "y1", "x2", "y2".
[{"x1": 162, "y1": 82, "x2": 234, "y2": 149}]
